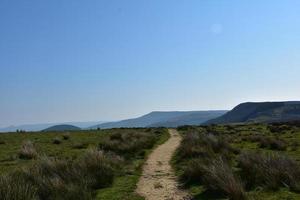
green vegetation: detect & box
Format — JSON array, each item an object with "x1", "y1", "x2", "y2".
[
  {"x1": 0, "y1": 128, "x2": 169, "y2": 200},
  {"x1": 175, "y1": 123, "x2": 300, "y2": 200},
  {"x1": 206, "y1": 101, "x2": 300, "y2": 125}
]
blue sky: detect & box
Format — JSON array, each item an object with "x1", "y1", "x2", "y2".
[{"x1": 1, "y1": 0, "x2": 300, "y2": 127}]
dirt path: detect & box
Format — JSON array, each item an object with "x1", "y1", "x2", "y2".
[{"x1": 136, "y1": 129, "x2": 190, "y2": 200}]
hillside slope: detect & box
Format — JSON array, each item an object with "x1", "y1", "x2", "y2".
[
  {"x1": 43, "y1": 124, "x2": 81, "y2": 132},
  {"x1": 92, "y1": 111, "x2": 227, "y2": 129},
  {"x1": 149, "y1": 111, "x2": 227, "y2": 127},
  {"x1": 205, "y1": 101, "x2": 300, "y2": 124}
]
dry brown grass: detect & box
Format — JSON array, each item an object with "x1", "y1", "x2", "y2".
[
  {"x1": 201, "y1": 157, "x2": 246, "y2": 200},
  {"x1": 238, "y1": 151, "x2": 300, "y2": 191},
  {"x1": 18, "y1": 140, "x2": 37, "y2": 160},
  {"x1": 1, "y1": 149, "x2": 122, "y2": 200}
]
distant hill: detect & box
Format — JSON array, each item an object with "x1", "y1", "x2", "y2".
[
  {"x1": 148, "y1": 111, "x2": 227, "y2": 127},
  {"x1": 0, "y1": 121, "x2": 103, "y2": 132},
  {"x1": 92, "y1": 111, "x2": 227, "y2": 129},
  {"x1": 42, "y1": 124, "x2": 81, "y2": 132},
  {"x1": 205, "y1": 101, "x2": 300, "y2": 124}
]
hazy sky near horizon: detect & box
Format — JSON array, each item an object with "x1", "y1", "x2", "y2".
[{"x1": 1, "y1": 0, "x2": 300, "y2": 127}]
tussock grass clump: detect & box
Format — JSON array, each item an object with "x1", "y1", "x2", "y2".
[
  {"x1": 178, "y1": 132, "x2": 245, "y2": 199},
  {"x1": 245, "y1": 134, "x2": 264, "y2": 143},
  {"x1": 99, "y1": 132, "x2": 157, "y2": 158},
  {"x1": 177, "y1": 125, "x2": 197, "y2": 132},
  {"x1": 76, "y1": 148, "x2": 122, "y2": 189},
  {"x1": 53, "y1": 137, "x2": 62, "y2": 144},
  {"x1": 177, "y1": 132, "x2": 213, "y2": 159},
  {"x1": 291, "y1": 141, "x2": 299, "y2": 151},
  {"x1": 238, "y1": 151, "x2": 300, "y2": 191},
  {"x1": 201, "y1": 157, "x2": 246, "y2": 200},
  {"x1": 18, "y1": 140, "x2": 37, "y2": 160},
  {"x1": 205, "y1": 134, "x2": 238, "y2": 156},
  {"x1": 72, "y1": 142, "x2": 88, "y2": 149},
  {"x1": 176, "y1": 124, "x2": 300, "y2": 199},
  {"x1": 268, "y1": 124, "x2": 292, "y2": 133},
  {"x1": 180, "y1": 157, "x2": 246, "y2": 200},
  {"x1": 246, "y1": 135, "x2": 287, "y2": 151},
  {"x1": 258, "y1": 138, "x2": 287, "y2": 151},
  {"x1": 23, "y1": 157, "x2": 91, "y2": 200},
  {"x1": 0, "y1": 149, "x2": 122, "y2": 200},
  {"x1": 62, "y1": 132, "x2": 70, "y2": 140},
  {"x1": 177, "y1": 132, "x2": 236, "y2": 161},
  {"x1": 0, "y1": 172, "x2": 37, "y2": 200},
  {"x1": 180, "y1": 158, "x2": 206, "y2": 184}
]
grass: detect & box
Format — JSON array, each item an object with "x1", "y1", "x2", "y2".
[
  {"x1": 0, "y1": 130, "x2": 107, "y2": 173},
  {"x1": 99, "y1": 131, "x2": 157, "y2": 158},
  {"x1": 18, "y1": 140, "x2": 37, "y2": 160},
  {"x1": 62, "y1": 132, "x2": 70, "y2": 140},
  {"x1": 52, "y1": 137, "x2": 62, "y2": 144},
  {"x1": 175, "y1": 123, "x2": 300, "y2": 200},
  {"x1": 28, "y1": 150, "x2": 116, "y2": 199},
  {"x1": 238, "y1": 151, "x2": 300, "y2": 191},
  {"x1": 96, "y1": 127, "x2": 170, "y2": 200},
  {"x1": 0, "y1": 171, "x2": 37, "y2": 200},
  {"x1": 0, "y1": 128, "x2": 169, "y2": 200},
  {"x1": 200, "y1": 157, "x2": 246, "y2": 200},
  {"x1": 96, "y1": 175, "x2": 143, "y2": 200}
]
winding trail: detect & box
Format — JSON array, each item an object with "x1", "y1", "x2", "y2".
[{"x1": 136, "y1": 129, "x2": 190, "y2": 200}]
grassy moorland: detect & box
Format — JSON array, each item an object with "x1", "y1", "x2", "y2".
[
  {"x1": 0, "y1": 128, "x2": 169, "y2": 200},
  {"x1": 174, "y1": 122, "x2": 300, "y2": 200}
]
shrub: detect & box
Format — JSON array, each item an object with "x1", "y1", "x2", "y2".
[
  {"x1": 238, "y1": 151, "x2": 300, "y2": 191},
  {"x1": 53, "y1": 137, "x2": 62, "y2": 144},
  {"x1": 0, "y1": 140, "x2": 5, "y2": 145},
  {"x1": 18, "y1": 140, "x2": 37, "y2": 160}
]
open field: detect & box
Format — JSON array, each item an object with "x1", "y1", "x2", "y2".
[
  {"x1": 0, "y1": 128, "x2": 169, "y2": 200},
  {"x1": 2, "y1": 122, "x2": 300, "y2": 200},
  {"x1": 174, "y1": 122, "x2": 300, "y2": 200}
]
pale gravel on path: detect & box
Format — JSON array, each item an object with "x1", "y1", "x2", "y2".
[{"x1": 136, "y1": 129, "x2": 190, "y2": 200}]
